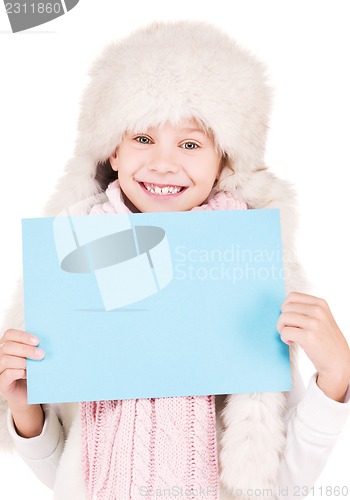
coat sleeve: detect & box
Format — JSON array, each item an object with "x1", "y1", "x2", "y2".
[
  {"x1": 7, "y1": 404, "x2": 65, "y2": 489},
  {"x1": 277, "y1": 370, "x2": 350, "y2": 499}
]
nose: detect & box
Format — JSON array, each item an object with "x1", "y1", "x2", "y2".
[{"x1": 148, "y1": 146, "x2": 179, "y2": 174}]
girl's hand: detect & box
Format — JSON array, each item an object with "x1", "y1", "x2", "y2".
[
  {"x1": 277, "y1": 292, "x2": 350, "y2": 402},
  {"x1": 0, "y1": 329, "x2": 45, "y2": 412}
]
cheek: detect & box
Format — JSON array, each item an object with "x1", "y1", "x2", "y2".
[
  {"x1": 195, "y1": 162, "x2": 220, "y2": 184},
  {"x1": 118, "y1": 146, "x2": 139, "y2": 165},
  {"x1": 117, "y1": 156, "x2": 138, "y2": 178}
]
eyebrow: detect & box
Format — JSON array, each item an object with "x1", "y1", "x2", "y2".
[{"x1": 180, "y1": 127, "x2": 207, "y2": 135}]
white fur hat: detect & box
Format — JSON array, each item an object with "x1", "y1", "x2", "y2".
[
  {"x1": 44, "y1": 20, "x2": 276, "y2": 215},
  {"x1": 83, "y1": 20, "x2": 271, "y2": 168}
]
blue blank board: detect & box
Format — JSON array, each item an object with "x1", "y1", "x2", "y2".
[{"x1": 22, "y1": 209, "x2": 290, "y2": 404}]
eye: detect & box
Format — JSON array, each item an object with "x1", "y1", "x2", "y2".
[
  {"x1": 181, "y1": 141, "x2": 199, "y2": 150},
  {"x1": 134, "y1": 135, "x2": 152, "y2": 144}
]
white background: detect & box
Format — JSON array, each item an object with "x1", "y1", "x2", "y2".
[{"x1": 0, "y1": 0, "x2": 349, "y2": 498}]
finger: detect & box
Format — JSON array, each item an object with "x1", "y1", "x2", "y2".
[
  {"x1": 284, "y1": 292, "x2": 326, "y2": 307},
  {"x1": 0, "y1": 368, "x2": 26, "y2": 388},
  {"x1": 281, "y1": 301, "x2": 311, "y2": 315},
  {"x1": 0, "y1": 329, "x2": 39, "y2": 347},
  {"x1": 282, "y1": 298, "x2": 331, "y2": 328},
  {"x1": 281, "y1": 301, "x2": 325, "y2": 319},
  {"x1": 0, "y1": 341, "x2": 45, "y2": 360},
  {"x1": 277, "y1": 312, "x2": 313, "y2": 333},
  {"x1": 0, "y1": 354, "x2": 26, "y2": 375},
  {"x1": 279, "y1": 326, "x2": 304, "y2": 345}
]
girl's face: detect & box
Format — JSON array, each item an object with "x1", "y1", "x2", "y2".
[{"x1": 109, "y1": 118, "x2": 222, "y2": 212}]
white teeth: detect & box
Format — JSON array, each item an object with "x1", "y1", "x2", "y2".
[{"x1": 144, "y1": 184, "x2": 182, "y2": 195}]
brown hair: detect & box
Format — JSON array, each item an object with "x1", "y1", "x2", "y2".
[{"x1": 94, "y1": 159, "x2": 118, "y2": 192}]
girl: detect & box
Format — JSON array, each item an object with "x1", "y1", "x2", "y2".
[{"x1": 0, "y1": 21, "x2": 349, "y2": 500}]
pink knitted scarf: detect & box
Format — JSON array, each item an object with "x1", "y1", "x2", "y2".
[{"x1": 81, "y1": 181, "x2": 247, "y2": 499}]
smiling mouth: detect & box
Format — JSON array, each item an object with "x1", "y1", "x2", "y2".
[{"x1": 140, "y1": 182, "x2": 186, "y2": 196}]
